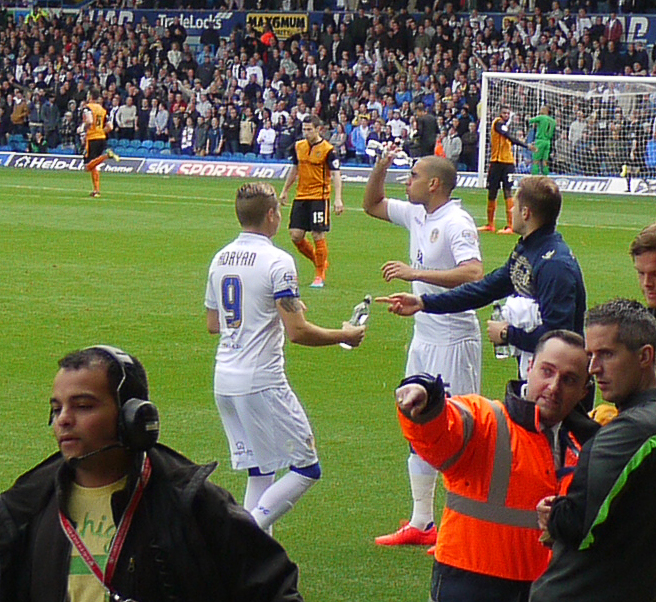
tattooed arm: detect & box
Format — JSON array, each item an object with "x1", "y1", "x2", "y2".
[{"x1": 276, "y1": 296, "x2": 366, "y2": 348}]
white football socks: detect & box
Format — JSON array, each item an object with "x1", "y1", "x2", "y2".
[
  {"x1": 250, "y1": 470, "x2": 318, "y2": 530},
  {"x1": 408, "y1": 453, "x2": 437, "y2": 530},
  {"x1": 243, "y1": 473, "x2": 276, "y2": 512}
]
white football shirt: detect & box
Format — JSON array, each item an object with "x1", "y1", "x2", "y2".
[
  {"x1": 387, "y1": 198, "x2": 482, "y2": 344},
  {"x1": 205, "y1": 232, "x2": 299, "y2": 395}
]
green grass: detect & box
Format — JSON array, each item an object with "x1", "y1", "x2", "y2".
[{"x1": 0, "y1": 166, "x2": 649, "y2": 601}]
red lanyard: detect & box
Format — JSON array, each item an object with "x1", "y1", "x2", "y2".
[{"x1": 59, "y1": 456, "x2": 152, "y2": 592}]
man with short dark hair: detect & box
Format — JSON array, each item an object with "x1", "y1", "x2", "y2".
[
  {"x1": 531, "y1": 299, "x2": 656, "y2": 602},
  {"x1": 396, "y1": 330, "x2": 597, "y2": 602},
  {"x1": 414, "y1": 102, "x2": 437, "y2": 157},
  {"x1": 0, "y1": 345, "x2": 305, "y2": 602},
  {"x1": 629, "y1": 222, "x2": 656, "y2": 316},
  {"x1": 280, "y1": 116, "x2": 343, "y2": 288},
  {"x1": 206, "y1": 182, "x2": 364, "y2": 531},
  {"x1": 379, "y1": 176, "x2": 587, "y2": 370}
]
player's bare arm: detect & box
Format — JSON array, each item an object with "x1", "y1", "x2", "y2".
[
  {"x1": 278, "y1": 296, "x2": 305, "y2": 313},
  {"x1": 382, "y1": 258, "x2": 484, "y2": 287},
  {"x1": 277, "y1": 298, "x2": 365, "y2": 347},
  {"x1": 206, "y1": 308, "x2": 220, "y2": 334},
  {"x1": 332, "y1": 170, "x2": 344, "y2": 215},
  {"x1": 362, "y1": 151, "x2": 395, "y2": 222},
  {"x1": 279, "y1": 165, "x2": 298, "y2": 206},
  {"x1": 375, "y1": 293, "x2": 424, "y2": 316}
]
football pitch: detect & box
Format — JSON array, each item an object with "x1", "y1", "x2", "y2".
[{"x1": 0, "y1": 166, "x2": 650, "y2": 601}]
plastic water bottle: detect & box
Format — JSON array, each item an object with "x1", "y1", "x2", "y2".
[
  {"x1": 340, "y1": 295, "x2": 372, "y2": 350},
  {"x1": 491, "y1": 301, "x2": 510, "y2": 359}
]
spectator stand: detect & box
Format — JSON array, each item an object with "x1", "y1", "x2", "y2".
[{"x1": 1, "y1": 2, "x2": 656, "y2": 176}]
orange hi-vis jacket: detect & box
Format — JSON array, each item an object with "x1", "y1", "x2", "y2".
[
  {"x1": 490, "y1": 117, "x2": 514, "y2": 164},
  {"x1": 399, "y1": 382, "x2": 589, "y2": 582},
  {"x1": 294, "y1": 139, "x2": 335, "y2": 201}
]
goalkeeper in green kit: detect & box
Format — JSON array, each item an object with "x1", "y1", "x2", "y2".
[{"x1": 529, "y1": 106, "x2": 556, "y2": 175}]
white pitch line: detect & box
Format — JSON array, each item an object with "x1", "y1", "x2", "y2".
[{"x1": 0, "y1": 183, "x2": 650, "y2": 229}]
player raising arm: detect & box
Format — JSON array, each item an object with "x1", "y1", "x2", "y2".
[{"x1": 364, "y1": 151, "x2": 484, "y2": 548}]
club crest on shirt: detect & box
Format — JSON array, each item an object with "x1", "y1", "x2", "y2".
[
  {"x1": 462, "y1": 229, "x2": 478, "y2": 245},
  {"x1": 430, "y1": 228, "x2": 439, "y2": 243}
]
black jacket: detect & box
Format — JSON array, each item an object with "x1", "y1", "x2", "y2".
[
  {"x1": 0, "y1": 444, "x2": 303, "y2": 602},
  {"x1": 530, "y1": 389, "x2": 656, "y2": 602}
]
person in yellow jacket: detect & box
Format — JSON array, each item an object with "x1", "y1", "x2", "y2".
[
  {"x1": 83, "y1": 88, "x2": 119, "y2": 198},
  {"x1": 395, "y1": 330, "x2": 598, "y2": 602},
  {"x1": 480, "y1": 105, "x2": 535, "y2": 234}
]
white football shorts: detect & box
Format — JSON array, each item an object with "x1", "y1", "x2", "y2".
[
  {"x1": 405, "y1": 337, "x2": 482, "y2": 396},
  {"x1": 214, "y1": 386, "x2": 319, "y2": 473}
]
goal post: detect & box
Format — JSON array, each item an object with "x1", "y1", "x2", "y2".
[{"x1": 478, "y1": 72, "x2": 656, "y2": 190}]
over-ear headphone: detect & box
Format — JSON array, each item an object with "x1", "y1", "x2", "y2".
[
  {"x1": 90, "y1": 345, "x2": 160, "y2": 451},
  {"x1": 50, "y1": 345, "x2": 160, "y2": 451}
]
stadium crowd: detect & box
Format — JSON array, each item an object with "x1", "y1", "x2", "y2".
[{"x1": 1, "y1": 0, "x2": 656, "y2": 173}]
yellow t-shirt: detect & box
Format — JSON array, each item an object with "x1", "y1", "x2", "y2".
[{"x1": 67, "y1": 476, "x2": 127, "y2": 602}]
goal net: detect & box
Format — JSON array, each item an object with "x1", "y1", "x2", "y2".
[{"x1": 478, "y1": 73, "x2": 656, "y2": 188}]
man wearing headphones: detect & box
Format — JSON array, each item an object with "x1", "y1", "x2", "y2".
[{"x1": 0, "y1": 346, "x2": 304, "y2": 602}]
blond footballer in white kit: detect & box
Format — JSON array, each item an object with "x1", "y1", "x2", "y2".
[
  {"x1": 205, "y1": 182, "x2": 365, "y2": 531},
  {"x1": 364, "y1": 155, "x2": 483, "y2": 547}
]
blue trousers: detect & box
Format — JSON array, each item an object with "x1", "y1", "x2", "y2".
[{"x1": 430, "y1": 562, "x2": 531, "y2": 602}]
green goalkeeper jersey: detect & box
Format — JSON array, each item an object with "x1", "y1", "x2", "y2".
[{"x1": 529, "y1": 114, "x2": 556, "y2": 141}]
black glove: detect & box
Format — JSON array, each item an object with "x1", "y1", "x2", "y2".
[{"x1": 397, "y1": 373, "x2": 446, "y2": 423}]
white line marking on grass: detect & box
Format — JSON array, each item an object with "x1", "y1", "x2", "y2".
[{"x1": 0, "y1": 182, "x2": 649, "y2": 227}]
